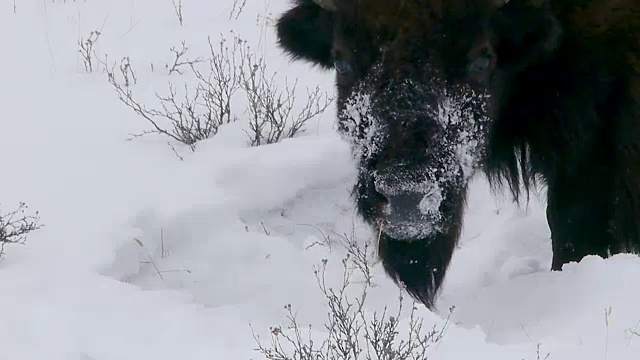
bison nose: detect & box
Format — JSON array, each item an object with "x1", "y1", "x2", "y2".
[
  {"x1": 373, "y1": 171, "x2": 443, "y2": 217},
  {"x1": 382, "y1": 192, "x2": 423, "y2": 218},
  {"x1": 372, "y1": 184, "x2": 444, "y2": 240},
  {"x1": 372, "y1": 175, "x2": 445, "y2": 240},
  {"x1": 373, "y1": 173, "x2": 428, "y2": 216}
]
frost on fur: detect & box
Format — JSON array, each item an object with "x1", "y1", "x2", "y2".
[{"x1": 338, "y1": 68, "x2": 491, "y2": 240}]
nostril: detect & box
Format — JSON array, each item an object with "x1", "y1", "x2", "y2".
[
  {"x1": 373, "y1": 176, "x2": 420, "y2": 212},
  {"x1": 371, "y1": 180, "x2": 390, "y2": 201},
  {"x1": 376, "y1": 189, "x2": 390, "y2": 203}
]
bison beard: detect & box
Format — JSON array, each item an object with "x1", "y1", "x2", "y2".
[{"x1": 276, "y1": 0, "x2": 640, "y2": 311}]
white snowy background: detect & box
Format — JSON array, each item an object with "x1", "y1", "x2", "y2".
[{"x1": 1, "y1": 0, "x2": 639, "y2": 359}]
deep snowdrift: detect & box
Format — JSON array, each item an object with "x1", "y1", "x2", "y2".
[{"x1": 0, "y1": 1, "x2": 638, "y2": 359}]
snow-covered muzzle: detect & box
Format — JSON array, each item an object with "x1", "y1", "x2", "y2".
[{"x1": 338, "y1": 62, "x2": 492, "y2": 241}]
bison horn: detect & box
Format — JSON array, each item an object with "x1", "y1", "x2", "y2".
[{"x1": 313, "y1": 0, "x2": 337, "y2": 11}]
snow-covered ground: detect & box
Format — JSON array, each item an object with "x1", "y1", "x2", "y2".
[{"x1": 1, "y1": 1, "x2": 639, "y2": 359}]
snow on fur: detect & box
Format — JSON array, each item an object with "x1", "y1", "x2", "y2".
[{"x1": 338, "y1": 70, "x2": 491, "y2": 239}]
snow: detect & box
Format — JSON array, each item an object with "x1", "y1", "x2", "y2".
[
  {"x1": 0, "y1": 1, "x2": 639, "y2": 359},
  {"x1": 418, "y1": 183, "x2": 443, "y2": 216}
]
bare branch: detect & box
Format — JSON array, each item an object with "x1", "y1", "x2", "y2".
[
  {"x1": 167, "y1": 41, "x2": 204, "y2": 76},
  {"x1": 229, "y1": 0, "x2": 247, "y2": 20},
  {"x1": 0, "y1": 202, "x2": 43, "y2": 259},
  {"x1": 106, "y1": 34, "x2": 329, "y2": 153},
  {"x1": 79, "y1": 30, "x2": 101, "y2": 73},
  {"x1": 106, "y1": 38, "x2": 237, "y2": 153},
  {"x1": 171, "y1": 0, "x2": 184, "y2": 26},
  {"x1": 238, "y1": 38, "x2": 333, "y2": 146}
]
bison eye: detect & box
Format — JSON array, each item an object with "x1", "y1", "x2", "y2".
[
  {"x1": 334, "y1": 60, "x2": 353, "y2": 74},
  {"x1": 469, "y1": 56, "x2": 491, "y2": 73},
  {"x1": 467, "y1": 50, "x2": 495, "y2": 83}
]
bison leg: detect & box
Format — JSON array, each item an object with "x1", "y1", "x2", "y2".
[{"x1": 545, "y1": 169, "x2": 618, "y2": 270}]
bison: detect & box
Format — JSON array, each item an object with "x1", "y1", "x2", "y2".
[{"x1": 276, "y1": 0, "x2": 640, "y2": 310}]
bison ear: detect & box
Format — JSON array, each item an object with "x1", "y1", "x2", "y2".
[
  {"x1": 488, "y1": 0, "x2": 562, "y2": 72},
  {"x1": 275, "y1": 2, "x2": 336, "y2": 69}
]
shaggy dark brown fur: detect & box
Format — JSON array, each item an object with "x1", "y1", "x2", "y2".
[{"x1": 275, "y1": 0, "x2": 640, "y2": 310}]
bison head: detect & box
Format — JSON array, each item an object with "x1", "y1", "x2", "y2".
[{"x1": 276, "y1": 0, "x2": 562, "y2": 308}]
